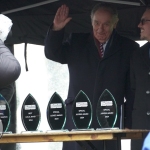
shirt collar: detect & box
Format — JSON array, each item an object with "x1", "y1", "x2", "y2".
[{"x1": 93, "y1": 36, "x2": 108, "y2": 51}]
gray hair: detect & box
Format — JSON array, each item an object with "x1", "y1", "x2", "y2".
[{"x1": 91, "y1": 3, "x2": 118, "y2": 22}]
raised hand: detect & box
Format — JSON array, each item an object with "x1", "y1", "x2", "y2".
[{"x1": 52, "y1": 4, "x2": 72, "y2": 31}]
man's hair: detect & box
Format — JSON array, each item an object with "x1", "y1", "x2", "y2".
[{"x1": 91, "y1": 3, "x2": 118, "y2": 22}]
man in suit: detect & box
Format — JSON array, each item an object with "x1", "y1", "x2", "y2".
[
  {"x1": 45, "y1": 3, "x2": 138, "y2": 150},
  {"x1": 131, "y1": 7, "x2": 150, "y2": 150}
]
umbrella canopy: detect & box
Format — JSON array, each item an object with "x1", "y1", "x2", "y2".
[{"x1": 0, "y1": 0, "x2": 149, "y2": 45}]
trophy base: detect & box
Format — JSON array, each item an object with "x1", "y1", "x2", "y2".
[
  {"x1": 3, "y1": 131, "x2": 12, "y2": 134},
  {"x1": 96, "y1": 127, "x2": 119, "y2": 130},
  {"x1": 71, "y1": 128, "x2": 94, "y2": 131},
  {"x1": 21, "y1": 130, "x2": 43, "y2": 134},
  {"x1": 46, "y1": 129, "x2": 69, "y2": 133}
]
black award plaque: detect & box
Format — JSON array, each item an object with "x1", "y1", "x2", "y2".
[
  {"x1": 96, "y1": 89, "x2": 117, "y2": 128},
  {"x1": 0, "y1": 94, "x2": 10, "y2": 132},
  {"x1": 72, "y1": 90, "x2": 92, "y2": 129},
  {"x1": 21, "y1": 94, "x2": 41, "y2": 131},
  {"x1": 47, "y1": 92, "x2": 66, "y2": 130}
]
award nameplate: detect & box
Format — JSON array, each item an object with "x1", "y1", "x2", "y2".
[
  {"x1": 21, "y1": 94, "x2": 41, "y2": 131},
  {"x1": 47, "y1": 92, "x2": 66, "y2": 130},
  {"x1": 96, "y1": 89, "x2": 118, "y2": 129},
  {"x1": 72, "y1": 91, "x2": 93, "y2": 130},
  {"x1": 0, "y1": 94, "x2": 10, "y2": 132}
]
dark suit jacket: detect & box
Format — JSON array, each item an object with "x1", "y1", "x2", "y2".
[
  {"x1": 45, "y1": 28, "x2": 139, "y2": 150},
  {"x1": 131, "y1": 42, "x2": 150, "y2": 150}
]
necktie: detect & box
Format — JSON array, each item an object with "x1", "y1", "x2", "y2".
[{"x1": 99, "y1": 43, "x2": 104, "y2": 58}]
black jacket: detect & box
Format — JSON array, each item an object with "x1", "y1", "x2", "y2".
[
  {"x1": 45, "y1": 28, "x2": 139, "y2": 150},
  {"x1": 131, "y1": 42, "x2": 150, "y2": 150}
]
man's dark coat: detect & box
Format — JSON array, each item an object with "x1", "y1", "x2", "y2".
[
  {"x1": 131, "y1": 42, "x2": 150, "y2": 150},
  {"x1": 45, "y1": 28, "x2": 138, "y2": 150}
]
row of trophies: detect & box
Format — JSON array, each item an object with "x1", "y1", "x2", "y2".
[{"x1": 0, "y1": 89, "x2": 118, "y2": 132}]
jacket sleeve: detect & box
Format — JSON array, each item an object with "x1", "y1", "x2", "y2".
[
  {"x1": 0, "y1": 40, "x2": 21, "y2": 88},
  {"x1": 44, "y1": 26, "x2": 70, "y2": 64},
  {"x1": 124, "y1": 42, "x2": 139, "y2": 129}
]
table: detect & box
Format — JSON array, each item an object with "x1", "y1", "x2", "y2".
[{"x1": 0, "y1": 129, "x2": 149, "y2": 150}]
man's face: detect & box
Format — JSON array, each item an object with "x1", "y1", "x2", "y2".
[
  {"x1": 91, "y1": 9, "x2": 118, "y2": 43},
  {"x1": 138, "y1": 9, "x2": 150, "y2": 42}
]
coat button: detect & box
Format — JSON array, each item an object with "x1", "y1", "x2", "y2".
[
  {"x1": 147, "y1": 111, "x2": 150, "y2": 115},
  {"x1": 148, "y1": 72, "x2": 150, "y2": 75},
  {"x1": 146, "y1": 90, "x2": 150, "y2": 94}
]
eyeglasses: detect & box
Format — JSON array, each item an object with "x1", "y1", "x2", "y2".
[{"x1": 140, "y1": 19, "x2": 150, "y2": 25}]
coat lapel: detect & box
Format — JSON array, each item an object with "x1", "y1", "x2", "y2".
[
  {"x1": 103, "y1": 31, "x2": 121, "y2": 60},
  {"x1": 86, "y1": 33, "x2": 101, "y2": 61},
  {"x1": 85, "y1": 31, "x2": 121, "y2": 61},
  {"x1": 140, "y1": 42, "x2": 150, "y2": 69}
]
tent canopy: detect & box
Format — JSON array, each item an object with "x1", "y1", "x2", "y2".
[{"x1": 1, "y1": 0, "x2": 150, "y2": 45}]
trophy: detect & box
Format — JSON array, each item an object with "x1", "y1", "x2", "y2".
[
  {"x1": 96, "y1": 89, "x2": 117, "y2": 129},
  {"x1": 72, "y1": 90, "x2": 93, "y2": 130},
  {"x1": 47, "y1": 92, "x2": 66, "y2": 130},
  {"x1": 21, "y1": 94, "x2": 41, "y2": 131},
  {"x1": 0, "y1": 94, "x2": 10, "y2": 132}
]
